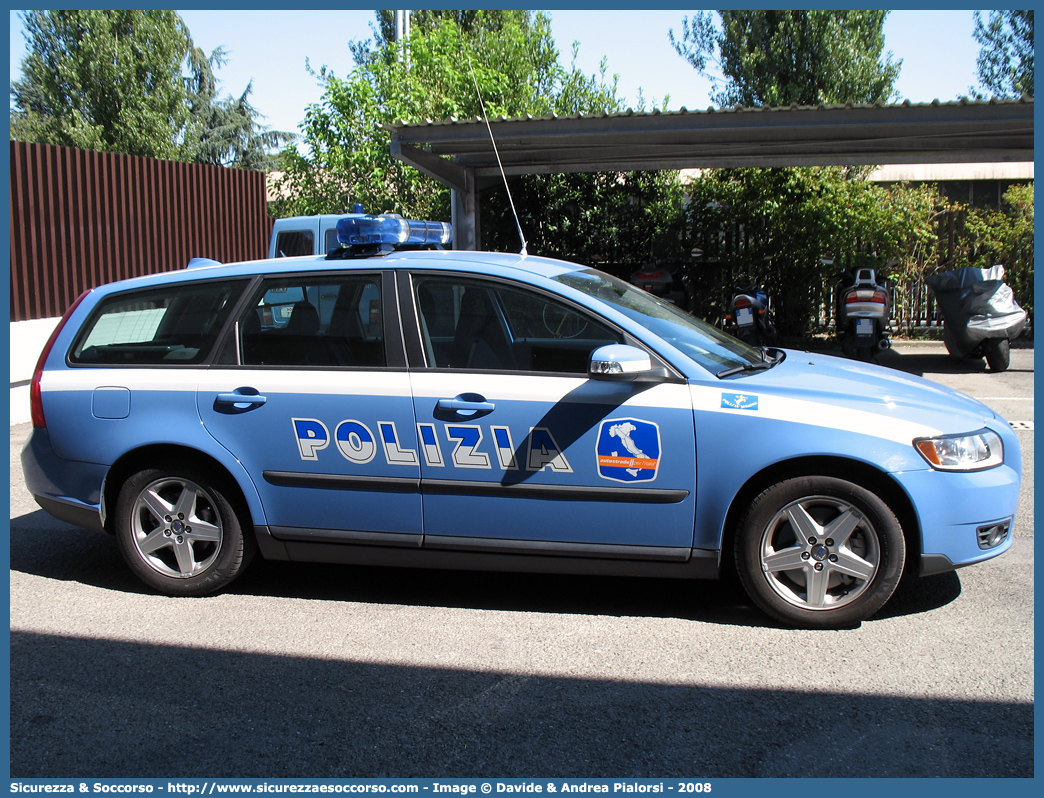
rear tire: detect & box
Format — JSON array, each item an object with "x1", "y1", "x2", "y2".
[
  {"x1": 985, "y1": 338, "x2": 1010, "y2": 372},
  {"x1": 115, "y1": 466, "x2": 254, "y2": 596},
  {"x1": 735, "y1": 476, "x2": 905, "y2": 628}
]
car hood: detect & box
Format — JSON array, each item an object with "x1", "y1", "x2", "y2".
[{"x1": 721, "y1": 349, "x2": 999, "y2": 434}]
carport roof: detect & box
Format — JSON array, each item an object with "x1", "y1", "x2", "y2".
[{"x1": 388, "y1": 98, "x2": 1034, "y2": 192}]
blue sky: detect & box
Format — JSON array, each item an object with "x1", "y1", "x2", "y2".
[{"x1": 9, "y1": 9, "x2": 983, "y2": 138}]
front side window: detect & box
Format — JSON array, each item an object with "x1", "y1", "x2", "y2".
[
  {"x1": 70, "y1": 280, "x2": 247, "y2": 365},
  {"x1": 554, "y1": 269, "x2": 763, "y2": 374},
  {"x1": 239, "y1": 274, "x2": 384, "y2": 368},
  {"x1": 412, "y1": 275, "x2": 622, "y2": 373}
]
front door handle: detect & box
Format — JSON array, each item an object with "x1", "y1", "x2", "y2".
[
  {"x1": 214, "y1": 387, "x2": 267, "y2": 413},
  {"x1": 435, "y1": 393, "x2": 495, "y2": 420}
]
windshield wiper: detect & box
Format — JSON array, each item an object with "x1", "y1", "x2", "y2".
[{"x1": 717, "y1": 348, "x2": 784, "y2": 378}]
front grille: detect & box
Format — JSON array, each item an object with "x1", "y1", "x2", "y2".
[{"x1": 977, "y1": 520, "x2": 1011, "y2": 550}]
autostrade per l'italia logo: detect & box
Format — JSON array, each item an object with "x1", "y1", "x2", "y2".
[{"x1": 596, "y1": 418, "x2": 661, "y2": 483}]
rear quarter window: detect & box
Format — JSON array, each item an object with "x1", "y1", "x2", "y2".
[{"x1": 70, "y1": 280, "x2": 248, "y2": 365}]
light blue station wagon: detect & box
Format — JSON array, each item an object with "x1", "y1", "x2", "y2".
[{"x1": 22, "y1": 215, "x2": 1020, "y2": 628}]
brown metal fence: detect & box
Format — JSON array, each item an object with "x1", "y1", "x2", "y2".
[{"x1": 9, "y1": 141, "x2": 273, "y2": 321}]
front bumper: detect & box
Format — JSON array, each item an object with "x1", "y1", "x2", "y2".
[{"x1": 895, "y1": 461, "x2": 1020, "y2": 575}]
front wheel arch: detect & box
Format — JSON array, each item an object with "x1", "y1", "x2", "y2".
[{"x1": 719, "y1": 457, "x2": 921, "y2": 582}]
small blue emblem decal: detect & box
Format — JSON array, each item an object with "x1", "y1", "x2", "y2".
[{"x1": 721, "y1": 393, "x2": 759, "y2": 411}]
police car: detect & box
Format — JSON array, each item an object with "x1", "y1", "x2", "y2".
[{"x1": 22, "y1": 214, "x2": 1021, "y2": 628}]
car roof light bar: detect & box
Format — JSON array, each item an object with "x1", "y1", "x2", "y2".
[{"x1": 330, "y1": 213, "x2": 452, "y2": 259}]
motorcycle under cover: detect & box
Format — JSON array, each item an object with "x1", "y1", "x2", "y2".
[{"x1": 927, "y1": 266, "x2": 1027, "y2": 352}]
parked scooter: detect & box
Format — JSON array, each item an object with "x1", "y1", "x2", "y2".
[
  {"x1": 724, "y1": 279, "x2": 776, "y2": 345},
  {"x1": 926, "y1": 265, "x2": 1026, "y2": 372},
  {"x1": 836, "y1": 267, "x2": 891, "y2": 361}
]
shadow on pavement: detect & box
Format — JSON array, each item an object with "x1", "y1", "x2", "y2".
[{"x1": 10, "y1": 629, "x2": 1032, "y2": 778}]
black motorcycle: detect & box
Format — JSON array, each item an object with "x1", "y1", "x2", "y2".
[{"x1": 725, "y1": 280, "x2": 776, "y2": 345}]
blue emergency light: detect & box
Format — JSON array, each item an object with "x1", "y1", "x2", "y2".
[{"x1": 334, "y1": 213, "x2": 452, "y2": 255}]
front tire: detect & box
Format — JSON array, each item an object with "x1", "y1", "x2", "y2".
[
  {"x1": 735, "y1": 476, "x2": 905, "y2": 628},
  {"x1": 115, "y1": 466, "x2": 253, "y2": 596},
  {"x1": 985, "y1": 338, "x2": 1010, "y2": 372}
]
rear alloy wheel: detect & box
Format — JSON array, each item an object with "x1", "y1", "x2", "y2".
[
  {"x1": 735, "y1": 476, "x2": 905, "y2": 628},
  {"x1": 115, "y1": 467, "x2": 253, "y2": 596}
]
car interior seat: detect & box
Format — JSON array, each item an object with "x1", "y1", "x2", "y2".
[
  {"x1": 449, "y1": 288, "x2": 513, "y2": 370},
  {"x1": 286, "y1": 301, "x2": 320, "y2": 336}
]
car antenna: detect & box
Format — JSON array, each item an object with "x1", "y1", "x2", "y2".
[{"x1": 466, "y1": 50, "x2": 528, "y2": 257}]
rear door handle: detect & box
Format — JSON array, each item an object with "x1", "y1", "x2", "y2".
[{"x1": 215, "y1": 387, "x2": 267, "y2": 413}]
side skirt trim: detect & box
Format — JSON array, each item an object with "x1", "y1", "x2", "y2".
[
  {"x1": 424, "y1": 535, "x2": 690, "y2": 562},
  {"x1": 253, "y1": 525, "x2": 721, "y2": 579},
  {"x1": 269, "y1": 525, "x2": 422, "y2": 548}
]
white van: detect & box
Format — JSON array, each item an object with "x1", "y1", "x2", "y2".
[{"x1": 268, "y1": 214, "x2": 353, "y2": 259}]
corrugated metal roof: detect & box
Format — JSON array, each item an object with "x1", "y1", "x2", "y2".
[
  {"x1": 387, "y1": 96, "x2": 1032, "y2": 129},
  {"x1": 388, "y1": 98, "x2": 1034, "y2": 191}
]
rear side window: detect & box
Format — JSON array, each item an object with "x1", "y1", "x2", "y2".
[
  {"x1": 239, "y1": 274, "x2": 385, "y2": 368},
  {"x1": 70, "y1": 280, "x2": 247, "y2": 365}
]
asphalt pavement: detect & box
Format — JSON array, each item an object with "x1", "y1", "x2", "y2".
[{"x1": 7, "y1": 342, "x2": 1034, "y2": 779}]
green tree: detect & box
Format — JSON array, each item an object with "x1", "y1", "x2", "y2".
[
  {"x1": 370, "y1": 9, "x2": 543, "y2": 51},
  {"x1": 482, "y1": 170, "x2": 686, "y2": 270},
  {"x1": 272, "y1": 11, "x2": 684, "y2": 268},
  {"x1": 670, "y1": 10, "x2": 901, "y2": 107},
  {"x1": 11, "y1": 10, "x2": 192, "y2": 158},
  {"x1": 272, "y1": 12, "x2": 632, "y2": 221},
  {"x1": 182, "y1": 46, "x2": 295, "y2": 169},
  {"x1": 972, "y1": 10, "x2": 1034, "y2": 98},
  {"x1": 956, "y1": 183, "x2": 1034, "y2": 319},
  {"x1": 685, "y1": 168, "x2": 952, "y2": 335},
  {"x1": 669, "y1": 10, "x2": 906, "y2": 335},
  {"x1": 11, "y1": 9, "x2": 291, "y2": 169}
]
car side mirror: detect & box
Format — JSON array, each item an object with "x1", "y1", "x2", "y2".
[{"x1": 588, "y1": 344, "x2": 668, "y2": 382}]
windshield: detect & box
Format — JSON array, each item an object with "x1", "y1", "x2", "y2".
[{"x1": 554, "y1": 269, "x2": 764, "y2": 374}]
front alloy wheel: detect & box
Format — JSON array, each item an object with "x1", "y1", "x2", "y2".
[
  {"x1": 736, "y1": 476, "x2": 905, "y2": 628},
  {"x1": 115, "y1": 467, "x2": 252, "y2": 596}
]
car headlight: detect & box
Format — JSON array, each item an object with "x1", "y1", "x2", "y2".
[{"x1": 914, "y1": 429, "x2": 1004, "y2": 471}]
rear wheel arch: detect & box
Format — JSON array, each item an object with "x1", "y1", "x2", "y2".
[{"x1": 103, "y1": 444, "x2": 257, "y2": 536}]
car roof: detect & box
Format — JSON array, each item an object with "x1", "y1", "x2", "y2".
[{"x1": 94, "y1": 249, "x2": 590, "y2": 295}]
